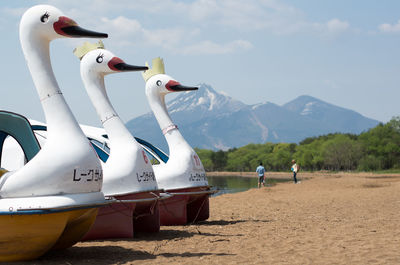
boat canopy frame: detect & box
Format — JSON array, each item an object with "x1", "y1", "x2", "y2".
[
  {"x1": 0, "y1": 111, "x2": 40, "y2": 167},
  {"x1": 30, "y1": 124, "x2": 169, "y2": 164}
]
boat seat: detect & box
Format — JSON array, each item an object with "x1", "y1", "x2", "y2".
[{"x1": 0, "y1": 111, "x2": 41, "y2": 167}]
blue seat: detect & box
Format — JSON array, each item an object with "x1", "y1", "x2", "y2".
[{"x1": 0, "y1": 111, "x2": 40, "y2": 167}]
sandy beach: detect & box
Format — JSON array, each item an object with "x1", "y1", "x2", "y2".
[{"x1": 17, "y1": 172, "x2": 400, "y2": 264}]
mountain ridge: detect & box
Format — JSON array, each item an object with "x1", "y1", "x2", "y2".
[{"x1": 126, "y1": 84, "x2": 379, "y2": 151}]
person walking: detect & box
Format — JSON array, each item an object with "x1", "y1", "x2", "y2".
[
  {"x1": 291, "y1": 160, "x2": 299, "y2": 184},
  {"x1": 256, "y1": 162, "x2": 265, "y2": 188}
]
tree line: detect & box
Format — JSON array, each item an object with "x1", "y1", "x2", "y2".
[{"x1": 195, "y1": 117, "x2": 400, "y2": 172}]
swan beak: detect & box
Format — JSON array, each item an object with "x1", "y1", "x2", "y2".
[
  {"x1": 166, "y1": 80, "x2": 198, "y2": 92},
  {"x1": 54, "y1": 16, "x2": 108, "y2": 38},
  {"x1": 108, "y1": 57, "x2": 148, "y2": 72}
]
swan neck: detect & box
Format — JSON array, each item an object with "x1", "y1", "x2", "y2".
[
  {"x1": 82, "y1": 71, "x2": 133, "y2": 144},
  {"x1": 148, "y1": 92, "x2": 188, "y2": 152},
  {"x1": 20, "y1": 33, "x2": 82, "y2": 138},
  {"x1": 21, "y1": 37, "x2": 59, "y2": 101},
  {"x1": 148, "y1": 93, "x2": 174, "y2": 130}
]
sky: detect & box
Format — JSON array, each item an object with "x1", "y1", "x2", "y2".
[{"x1": 0, "y1": 0, "x2": 399, "y2": 127}]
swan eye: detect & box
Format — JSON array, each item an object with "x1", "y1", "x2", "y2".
[
  {"x1": 156, "y1": 80, "x2": 162, "y2": 86},
  {"x1": 40, "y1": 12, "x2": 50, "y2": 23},
  {"x1": 96, "y1": 54, "x2": 104, "y2": 63}
]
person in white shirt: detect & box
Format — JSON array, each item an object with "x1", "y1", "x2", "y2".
[{"x1": 291, "y1": 160, "x2": 298, "y2": 184}]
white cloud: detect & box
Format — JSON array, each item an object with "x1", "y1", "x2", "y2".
[
  {"x1": 326, "y1": 19, "x2": 349, "y2": 33},
  {"x1": 143, "y1": 28, "x2": 187, "y2": 50},
  {"x1": 42, "y1": 0, "x2": 186, "y2": 16},
  {"x1": 97, "y1": 16, "x2": 249, "y2": 55},
  {"x1": 8, "y1": 0, "x2": 351, "y2": 55},
  {"x1": 184, "y1": 0, "x2": 305, "y2": 32},
  {"x1": 98, "y1": 16, "x2": 187, "y2": 50},
  {"x1": 311, "y1": 19, "x2": 350, "y2": 38},
  {"x1": 181, "y1": 40, "x2": 253, "y2": 55},
  {"x1": 98, "y1": 15, "x2": 252, "y2": 54},
  {"x1": 188, "y1": 0, "x2": 219, "y2": 21},
  {"x1": 43, "y1": 0, "x2": 351, "y2": 36},
  {"x1": 180, "y1": 0, "x2": 349, "y2": 38},
  {"x1": 101, "y1": 16, "x2": 142, "y2": 35},
  {"x1": 379, "y1": 20, "x2": 400, "y2": 33}
]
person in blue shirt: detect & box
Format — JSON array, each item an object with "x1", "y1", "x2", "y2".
[{"x1": 256, "y1": 162, "x2": 265, "y2": 188}]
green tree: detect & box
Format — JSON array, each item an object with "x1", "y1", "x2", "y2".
[
  {"x1": 195, "y1": 117, "x2": 400, "y2": 172},
  {"x1": 358, "y1": 117, "x2": 400, "y2": 170},
  {"x1": 211, "y1": 150, "x2": 228, "y2": 171},
  {"x1": 322, "y1": 134, "x2": 362, "y2": 170},
  {"x1": 271, "y1": 143, "x2": 294, "y2": 171}
]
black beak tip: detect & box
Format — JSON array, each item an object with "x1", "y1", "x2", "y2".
[
  {"x1": 61, "y1": 26, "x2": 108, "y2": 38},
  {"x1": 114, "y1": 63, "x2": 148, "y2": 72},
  {"x1": 169, "y1": 85, "x2": 198, "y2": 91}
]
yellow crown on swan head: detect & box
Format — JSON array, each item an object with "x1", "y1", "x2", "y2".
[
  {"x1": 142, "y1": 57, "x2": 165, "y2": 82},
  {"x1": 73, "y1": 40, "x2": 105, "y2": 60}
]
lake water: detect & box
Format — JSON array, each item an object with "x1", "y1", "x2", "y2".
[{"x1": 207, "y1": 175, "x2": 291, "y2": 196}]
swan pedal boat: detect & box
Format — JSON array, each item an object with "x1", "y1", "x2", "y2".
[
  {"x1": 72, "y1": 46, "x2": 168, "y2": 239},
  {"x1": 0, "y1": 111, "x2": 110, "y2": 262},
  {"x1": 0, "y1": 4, "x2": 110, "y2": 261},
  {"x1": 141, "y1": 58, "x2": 217, "y2": 225},
  {"x1": 29, "y1": 122, "x2": 171, "y2": 239},
  {"x1": 77, "y1": 125, "x2": 173, "y2": 235},
  {"x1": 81, "y1": 124, "x2": 217, "y2": 226},
  {"x1": 1, "y1": 120, "x2": 170, "y2": 239}
]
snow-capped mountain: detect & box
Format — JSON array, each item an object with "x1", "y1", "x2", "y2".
[
  {"x1": 168, "y1": 84, "x2": 245, "y2": 112},
  {"x1": 166, "y1": 83, "x2": 246, "y2": 124},
  {"x1": 126, "y1": 84, "x2": 379, "y2": 151}
]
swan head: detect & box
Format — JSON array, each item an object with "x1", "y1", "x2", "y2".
[
  {"x1": 80, "y1": 48, "x2": 148, "y2": 76},
  {"x1": 145, "y1": 74, "x2": 198, "y2": 98},
  {"x1": 143, "y1": 58, "x2": 198, "y2": 97},
  {"x1": 20, "y1": 5, "x2": 108, "y2": 41}
]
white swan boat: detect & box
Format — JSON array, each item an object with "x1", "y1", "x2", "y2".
[
  {"x1": 2, "y1": 120, "x2": 174, "y2": 237},
  {"x1": 0, "y1": 5, "x2": 109, "y2": 261},
  {"x1": 141, "y1": 58, "x2": 216, "y2": 225},
  {"x1": 74, "y1": 42, "x2": 166, "y2": 239}
]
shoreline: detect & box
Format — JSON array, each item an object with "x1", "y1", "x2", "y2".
[
  {"x1": 206, "y1": 171, "x2": 400, "y2": 179},
  {"x1": 207, "y1": 171, "x2": 294, "y2": 179}
]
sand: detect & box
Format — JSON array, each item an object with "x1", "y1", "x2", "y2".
[{"x1": 17, "y1": 172, "x2": 400, "y2": 264}]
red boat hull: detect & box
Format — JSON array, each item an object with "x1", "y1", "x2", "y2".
[
  {"x1": 160, "y1": 186, "x2": 210, "y2": 226},
  {"x1": 82, "y1": 191, "x2": 160, "y2": 240},
  {"x1": 133, "y1": 192, "x2": 160, "y2": 234},
  {"x1": 187, "y1": 192, "x2": 209, "y2": 222}
]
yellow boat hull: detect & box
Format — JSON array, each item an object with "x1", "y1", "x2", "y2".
[
  {"x1": 51, "y1": 207, "x2": 99, "y2": 250},
  {"x1": 0, "y1": 207, "x2": 99, "y2": 262},
  {"x1": 0, "y1": 211, "x2": 68, "y2": 262}
]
